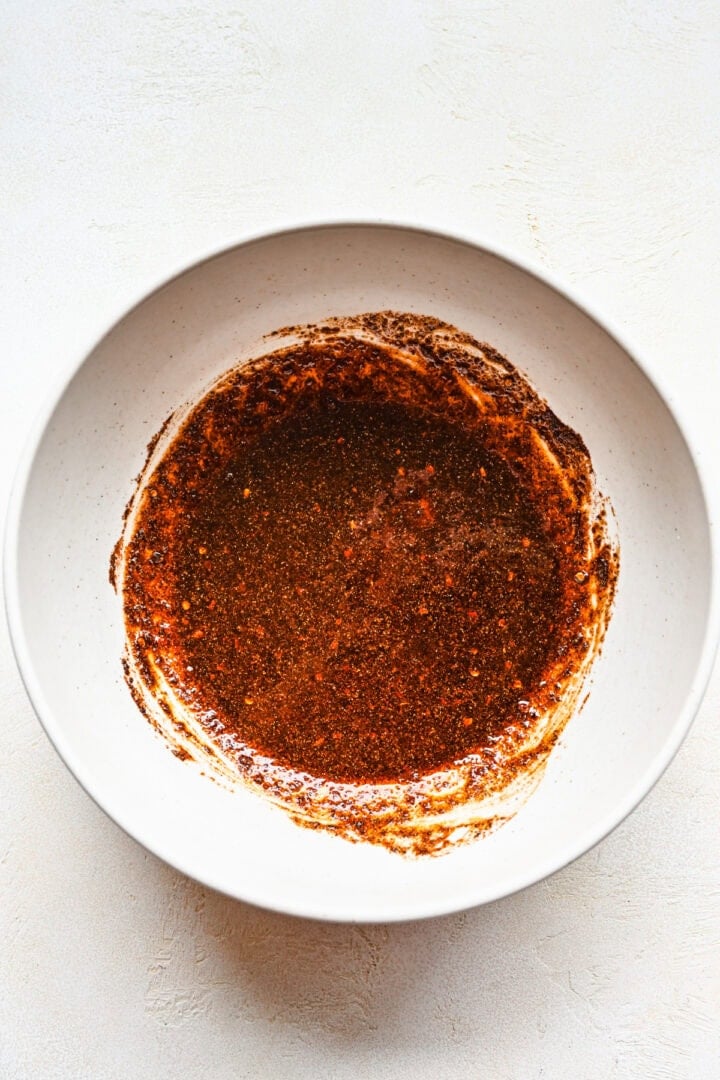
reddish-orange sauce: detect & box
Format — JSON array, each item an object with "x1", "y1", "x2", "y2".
[{"x1": 114, "y1": 312, "x2": 618, "y2": 854}]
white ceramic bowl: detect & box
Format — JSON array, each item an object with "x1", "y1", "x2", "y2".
[{"x1": 6, "y1": 223, "x2": 719, "y2": 921}]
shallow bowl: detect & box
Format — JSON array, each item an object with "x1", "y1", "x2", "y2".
[{"x1": 6, "y1": 223, "x2": 718, "y2": 921}]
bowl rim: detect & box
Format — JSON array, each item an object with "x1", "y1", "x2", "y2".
[{"x1": 5, "y1": 218, "x2": 720, "y2": 922}]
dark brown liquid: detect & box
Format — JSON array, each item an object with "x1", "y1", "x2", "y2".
[{"x1": 122, "y1": 336, "x2": 586, "y2": 784}]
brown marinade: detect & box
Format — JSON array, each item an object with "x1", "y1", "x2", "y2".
[{"x1": 114, "y1": 312, "x2": 618, "y2": 854}]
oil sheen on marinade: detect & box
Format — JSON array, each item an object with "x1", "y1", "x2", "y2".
[{"x1": 116, "y1": 312, "x2": 617, "y2": 854}]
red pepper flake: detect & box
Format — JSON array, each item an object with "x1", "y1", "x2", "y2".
[
  {"x1": 418, "y1": 604, "x2": 429, "y2": 616},
  {"x1": 497, "y1": 617, "x2": 507, "y2": 628},
  {"x1": 243, "y1": 488, "x2": 251, "y2": 498},
  {"x1": 468, "y1": 610, "x2": 478, "y2": 621},
  {"x1": 343, "y1": 547, "x2": 353, "y2": 559},
  {"x1": 425, "y1": 464, "x2": 435, "y2": 475},
  {"x1": 462, "y1": 717, "x2": 474, "y2": 727},
  {"x1": 521, "y1": 537, "x2": 531, "y2": 548},
  {"x1": 192, "y1": 629, "x2": 204, "y2": 639},
  {"x1": 418, "y1": 497, "x2": 434, "y2": 525},
  {"x1": 445, "y1": 574, "x2": 454, "y2": 587}
]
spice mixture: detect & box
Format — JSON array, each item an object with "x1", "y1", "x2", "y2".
[{"x1": 113, "y1": 312, "x2": 617, "y2": 854}]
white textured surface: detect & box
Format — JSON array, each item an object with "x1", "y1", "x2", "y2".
[{"x1": 1, "y1": 2, "x2": 719, "y2": 1077}]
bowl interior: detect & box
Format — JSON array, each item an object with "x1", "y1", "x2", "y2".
[{"x1": 9, "y1": 224, "x2": 714, "y2": 920}]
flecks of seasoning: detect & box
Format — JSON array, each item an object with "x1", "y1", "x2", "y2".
[
  {"x1": 117, "y1": 311, "x2": 618, "y2": 856},
  {"x1": 418, "y1": 498, "x2": 434, "y2": 525}
]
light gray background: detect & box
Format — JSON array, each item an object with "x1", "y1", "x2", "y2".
[{"x1": 2, "y1": 3, "x2": 719, "y2": 1078}]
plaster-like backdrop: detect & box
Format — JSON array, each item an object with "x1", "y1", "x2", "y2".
[{"x1": 2, "y1": 2, "x2": 719, "y2": 1077}]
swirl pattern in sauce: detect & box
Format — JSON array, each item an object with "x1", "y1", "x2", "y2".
[{"x1": 112, "y1": 312, "x2": 618, "y2": 854}]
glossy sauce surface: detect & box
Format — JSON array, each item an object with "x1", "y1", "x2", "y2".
[{"x1": 116, "y1": 313, "x2": 618, "y2": 852}]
